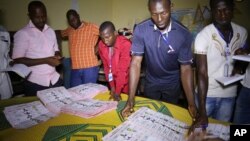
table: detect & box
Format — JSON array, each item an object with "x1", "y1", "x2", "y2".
[{"x1": 0, "y1": 92, "x2": 229, "y2": 141}]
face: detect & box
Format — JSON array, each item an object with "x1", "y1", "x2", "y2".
[
  {"x1": 149, "y1": 0, "x2": 171, "y2": 31},
  {"x1": 100, "y1": 27, "x2": 116, "y2": 47},
  {"x1": 67, "y1": 13, "x2": 81, "y2": 29},
  {"x1": 29, "y1": 7, "x2": 47, "y2": 31},
  {"x1": 212, "y1": 1, "x2": 233, "y2": 26}
]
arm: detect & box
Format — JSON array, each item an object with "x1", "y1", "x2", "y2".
[
  {"x1": 196, "y1": 54, "x2": 209, "y2": 127},
  {"x1": 115, "y1": 40, "x2": 132, "y2": 95},
  {"x1": 180, "y1": 64, "x2": 198, "y2": 120},
  {"x1": 13, "y1": 56, "x2": 62, "y2": 67},
  {"x1": 121, "y1": 55, "x2": 142, "y2": 117}
]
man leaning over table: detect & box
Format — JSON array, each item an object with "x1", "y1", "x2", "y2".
[
  {"x1": 98, "y1": 21, "x2": 131, "y2": 101},
  {"x1": 121, "y1": 0, "x2": 199, "y2": 134},
  {"x1": 12, "y1": 1, "x2": 63, "y2": 96}
]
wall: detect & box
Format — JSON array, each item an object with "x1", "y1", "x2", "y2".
[{"x1": 0, "y1": 0, "x2": 249, "y2": 57}]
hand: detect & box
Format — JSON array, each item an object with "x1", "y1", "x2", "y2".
[
  {"x1": 234, "y1": 48, "x2": 248, "y2": 55},
  {"x1": 109, "y1": 87, "x2": 115, "y2": 100},
  {"x1": 46, "y1": 56, "x2": 62, "y2": 66},
  {"x1": 113, "y1": 94, "x2": 122, "y2": 101},
  {"x1": 121, "y1": 99, "x2": 135, "y2": 118},
  {"x1": 188, "y1": 114, "x2": 208, "y2": 135},
  {"x1": 187, "y1": 131, "x2": 223, "y2": 141}
]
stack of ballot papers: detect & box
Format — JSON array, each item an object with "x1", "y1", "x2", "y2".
[
  {"x1": 68, "y1": 83, "x2": 109, "y2": 100},
  {"x1": 102, "y1": 107, "x2": 230, "y2": 141},
  {"x1": 61, "y1": 99, "x2": 118, "y2": 118},
  {"x1": 37, "y1": 83, "x2": 109, "y2": 114},
  {"x1": 37, "y1": 86, "x2": 74, "y2": 114},
  {"x1": 3, "y1": 101, "x2": 57, "y2": 129}
]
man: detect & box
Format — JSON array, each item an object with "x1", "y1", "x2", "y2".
[
  {"x1": 61, "y1": 10, "x2": 99, "y2": 87},
  {"x1": 98, "y1": 21, "x2": 131, "y2": 101},
  {"x1": 0, "y1": 25, "x2": 13, "y2": 99},
  {"x1": 121, "y1": 0, "x2": 198, "y2": 126},
  {"x1": 12, "y1": 1, "x2": 63, "y2": 96},
  {"x1": 194, "y1": 0, "x2": 248, "y2": 124}
]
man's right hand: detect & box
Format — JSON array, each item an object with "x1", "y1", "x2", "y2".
[
  {"x1": 121, "y1": 99, "x2": 135, "y2": 118},
  {"x1": 47, "y1": 56, "x2": 62, "y2": 66}
]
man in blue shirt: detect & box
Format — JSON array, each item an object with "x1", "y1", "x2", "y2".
[{"x1": 122, "y1": 0, "x2": 198, "y2": 129}]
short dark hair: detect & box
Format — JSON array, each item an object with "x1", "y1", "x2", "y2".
[
  {"x1": 28, "y1": 1, "x2": 46, "y2": 14},
  {"x1": 148, "y1": 0, "x2": 171, "y2": 8},
  {"x1": 66, "y1": 9, "x2": 79, "y2": 19},
  {"x1": 99, "y1": 21, "x2": 116, "y2": 33},
  {"x1": 210, "y1": 0, "x2": 235, "y2": 10}
]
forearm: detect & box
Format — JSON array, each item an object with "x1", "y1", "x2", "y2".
[
  {"x1": 197, "y1": 74, "x2": 208, "y2": 116},
  {"x1": 13, "y1": 57, "x2": 49, "y2": 67},
  {"x1": 127, "y1": 61, "x2": 141, "y2": 103},
  {"x1": 181, "y1": 65, "x2": 195, "y2": 106}
]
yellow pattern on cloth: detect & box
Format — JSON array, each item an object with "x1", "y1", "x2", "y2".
[{"x1": 0, "y1": 92, "x2": 229, "y2": 141}]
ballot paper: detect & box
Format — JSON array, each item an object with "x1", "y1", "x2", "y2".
[
  {"x1": 61, "y1": 99, "x2": 118, "y2": 118},
  {"x1": 215, "y1": 74, "x2": 244, "y2": 86},
  {"x1": 3, "y1": 101, "x2": 57, "y2": 129},
  {"x1": 102, "y1": 107, "x2": 230, "y2": 141},
  {"x1": 0, "y1": 64, "x2": 31, "y2": 78},
  {"x1": 37, "y1": 86, "x2": 75, "y2": 113},
  {"x1": 37, "y1": 84, "x2": 109, "y2": 114},
  {"x1": 68, "y1": 83, "x2": 109, "y2": 100},
  {"x1": 232, "y1": 54, "x2": 250, "y2": 62}
]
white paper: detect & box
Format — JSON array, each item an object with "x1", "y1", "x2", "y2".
[
  {"x1": 103, "y1": 107, "x2": 230, "y2": 141},
  {"x1": 232, "y1": 54, "x2": 250, "y2": 62},
  {"x1": 0, "y1": 64, "x2": 31, "y2": 78},
  {"x1": 3, "y1": 101, "x2": 57, "y2": 129},
  {"x1": 216, "y1": 74, "x2": 244, "y2": 86}
]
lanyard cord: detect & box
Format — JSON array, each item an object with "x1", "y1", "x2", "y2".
[
  {"x1": 109, "y1": 47, "x2": 113, "y2": 73},
  {"x1": 215, "y1": 27, "x2": 233, "y2": 62}
]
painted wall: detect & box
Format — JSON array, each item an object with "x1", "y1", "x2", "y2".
[{"x1": 0, "y1": 0, "x2": 249, "y2": 57}]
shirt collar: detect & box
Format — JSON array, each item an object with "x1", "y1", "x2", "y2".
[
  {"x1": 153, "y1": 20, "x2": 172, "y2": 35},
  {"x1": 28, "y1": 20, "x2": 49, "y2": 32}
]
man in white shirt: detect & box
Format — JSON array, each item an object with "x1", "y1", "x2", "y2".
[{"x1": 194, "y1": 0, "x2": 248, "y2": 124}]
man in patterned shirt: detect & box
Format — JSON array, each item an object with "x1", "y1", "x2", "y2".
[{"x1": 61, "y1": 9, "x2": 99, "y2": 87}]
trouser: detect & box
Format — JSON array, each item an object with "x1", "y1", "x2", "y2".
[{"x1": 24, "y1": 78, "x2": 63, "y2": 96}]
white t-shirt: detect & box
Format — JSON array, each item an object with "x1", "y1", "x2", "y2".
[{"x1": 194, "y1": 22, "x2": 247, "y2": 97}]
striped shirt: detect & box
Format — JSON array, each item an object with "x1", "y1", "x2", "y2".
[{"x1": 62, "y1": 21, "x2": 99, "y2": 69}]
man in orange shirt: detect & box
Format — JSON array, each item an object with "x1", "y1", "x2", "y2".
[{"x1": 61, "y1": 9, "x2": 99, "y2": 87}]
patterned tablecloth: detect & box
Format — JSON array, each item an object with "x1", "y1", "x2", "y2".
[{"x1": 0, "y1": 92, "x2": 228, "y2": 141}]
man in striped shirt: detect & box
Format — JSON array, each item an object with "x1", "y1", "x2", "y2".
[{"x1": 61, "y1": 9, "x2": 99, "y2": 87}]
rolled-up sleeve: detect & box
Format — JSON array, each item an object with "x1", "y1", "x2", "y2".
[{"x1": 131, "y1": 26, "x2": 145, "y2": 56}]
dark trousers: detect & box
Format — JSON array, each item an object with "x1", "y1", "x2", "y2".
[
  {"x1": 24, "y1": 78, "x2": 63, "y2": 96},
  {"x1": 144, "y1": 82, "x2": 182, "y2": 105}
]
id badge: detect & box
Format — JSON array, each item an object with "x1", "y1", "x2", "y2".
[{"x1": 108, "y1": 73, "x2": 113, "y2": 82}]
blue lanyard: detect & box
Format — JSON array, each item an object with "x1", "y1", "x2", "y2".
[
  {"x1": 215, "y1": 27, "x2": 233, "y2": 62},
  {"x1": 161, "y1": 33, "x2": 174, "y2": 53}
]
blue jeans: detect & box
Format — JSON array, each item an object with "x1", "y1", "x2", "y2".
[
  {"x1": 206, "y1": 97, "x2": 235, "y2": 122},
  {"x1": 62, "y1": 58, "x2": 71, "y2": 89},
  {"x1": 233, "y1": 86, "x2": 250, "y2": 124},
  {"x1": 70, "y1": 66, "x2": 99, "y2": 88}
]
